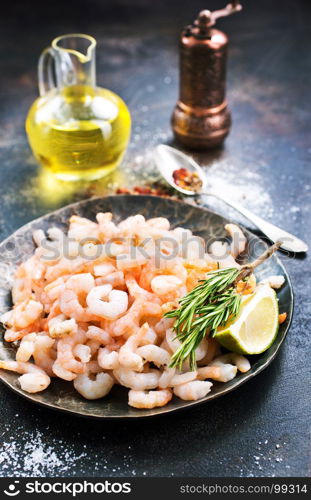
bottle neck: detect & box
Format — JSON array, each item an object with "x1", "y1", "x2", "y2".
[{"x1": 54, "y1": 51, "x2": 96, "y2": 89}]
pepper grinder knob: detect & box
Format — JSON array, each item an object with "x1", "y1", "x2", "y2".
[{"x1": 171, "y1": 2, "x2": 242, "y2": 150}]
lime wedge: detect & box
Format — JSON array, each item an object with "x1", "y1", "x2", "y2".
[{"x1": 214, "y1": 284, "x2": 279, "y2": 355}]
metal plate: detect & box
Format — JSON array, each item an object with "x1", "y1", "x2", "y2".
[{"x1": 0, "y1": 195, "x2": 293, "y2": 418}]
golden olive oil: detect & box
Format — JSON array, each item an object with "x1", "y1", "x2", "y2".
[{"x1": 26, "y1": 85, "x2": 131, "y2": 181}]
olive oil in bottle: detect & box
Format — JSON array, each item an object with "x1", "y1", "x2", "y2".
[{"x1": 26, "y1": 35, "x2": 131, "y2": 181}]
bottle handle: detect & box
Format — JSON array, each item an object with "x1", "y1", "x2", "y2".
[{"x1": 38, "y1": 47, "x2": 57, "y2": 96}]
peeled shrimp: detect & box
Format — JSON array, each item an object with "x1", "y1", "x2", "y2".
[
  {"x1": 96, "y1": 212, "x2": 119, "y2": 240},
  {"x1": 118, "y1": 323, "x2": 151, "y2": 371},
  {"x1": 197, "y1": 365, "x2": 236, "y2": 383},
  {"x1": 158, "y1": 367, "x2": 176, "y2": 389},
  {"x1": 44, "y1": 277, "x2": 67, "y2": 302},
  {"x1": 169, "y1": 370, "x2": 197, "y2": 387},
  {"x1": 136, "y1": 345, "x2": 170, "y2": 368},
  {"x1": 86, "y1": 325, "x2": 112, "y2": 345},
  {"x1": 173, "y1": 380, "x2": 213, "y2": 401},
  {"x1": 11, "y1": 262, "x2": 32, "y2": 304},
  {"x1": 33, "y1": 335, "x2": 55, "y2": 376},
  {"x1": 225, "y1": 223, "x2": 247, "y2": 258},
  {"x1": 33, "y1": 229, "x2": 46, "y2": 247},
  {"x1": 261, "y1": 275, "x2": 285, "y2": 289},
  {"x1": 52, "y1": 362, "x2": 77, "y2": 381},
  {"x1": 53, "y1": 328, "x2": 86, "y2": 379},
  {"x1": 211, "y1": 353, "x2": 251, "y2": 373},
  {"x1": 150, "y1": 275, "x2": 183, "y2": 296},
  {"x1": 86, "y1": 339, "x2": 101, "y2": 358},
  {"x1": 73, "y1": 372, "x2": 114, "y2": 400},
  {"x1": 9, "y1": 299, "x2": 43, "y2": 329},
  {"x1": 111, "y1": 299, "x2": 162, "y2": 337},
  {"x1": 86, "y1": 285, "x2": 128, "y2": 320},
  {"x1": 113, "y1": 367, "x2": 161, "y2": 390},
  {"x1": 68, "y1": 215, "x2": 100, "y2": 241},
  {"x1": 16, "y1": 333, "x2": 36, "y2": 362},
  {"x1": 198, "y1": 353, "x2": 250, "y2": 383},
  {"x1": 128, "y1": 389, "x2": 172, "y2": 409},
  {"x1": 154, "y1": 317, "x2": 174, "y2": 336},
  {"x1": 209, "y1": 241, "x2": 240, "y2": 269},
  {"x1": 73, "y1": 344, "x2": 91, "y2": 363},
  {"x1": 125, "y1": 273, "x2": 160, "y2": 302},
  {"x1": 60, "y1": 273, "x2": 95, "y2": 322},
  {"x1": 118, "y1": 337, "x2": 143, "y2": 371},
  {"x1": 96, "y1": 271, "x2": 125, "y2": 288},
  {"x1": 93, "y1": 262, "x2": 116, "y2": 277},
  {"x1": 3, "y1": 323, "x2": 41, "y2": 342},
  {"x1": 140, "y1": 326, "x2": 157, "y2": 345},
  {"x1": 116, "y1": 252, "x2": 150, "y2": 271},
  {"x1": 98, "y1": 348, "x2": 119, "y2": 370},
  {"x1": 0, "y1": 360, "x2": 50, "y2": 393},
  {"x1": 48, "y1": 314, "x2": 77, "y2": 338}
]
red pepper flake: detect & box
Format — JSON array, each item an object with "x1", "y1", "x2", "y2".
[
  {"x1": 116, "y1": 187, "x2": 131, "y2": 194},
  {"x1": 172, "y1": 168, "x2": 202, "y2": 192},
  {"x1": 116, "y1": 185, "x2": 177, "y2": 199},
  {"x1": 133, "y1": 186, "x2": 153, "y2": 194},
  {"x1": 278, "y1": 312, "x2": 287, "y2": 324}
]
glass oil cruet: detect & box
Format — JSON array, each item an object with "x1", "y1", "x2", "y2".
[{"x1": 26, "y1": 34, "x2": 131, "y2": 181}]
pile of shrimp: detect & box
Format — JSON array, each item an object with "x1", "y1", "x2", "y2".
[{"x1": 0, "y1": 213, "x2": 284, "y2": 409}]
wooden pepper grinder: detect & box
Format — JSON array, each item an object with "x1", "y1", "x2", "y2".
[{"x1": 172, "y1": 2, "x2": 242, "y2": 149}]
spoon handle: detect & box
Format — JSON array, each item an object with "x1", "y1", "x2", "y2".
[{"x1": 202, "y1": 190, "x2": 308, "y2": 253}]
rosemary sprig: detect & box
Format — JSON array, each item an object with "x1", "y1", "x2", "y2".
[{"x1": 165, "y1": 241, "x2": 282, "y2": 370}]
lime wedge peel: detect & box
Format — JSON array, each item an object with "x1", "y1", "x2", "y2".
[{"x1": 214, "y1": 284, "x2": 279, "y2": 355}]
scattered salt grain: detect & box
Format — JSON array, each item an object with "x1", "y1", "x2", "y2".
[{"x1": 0, "y1": 431, "x2": 86, "y2": 477}]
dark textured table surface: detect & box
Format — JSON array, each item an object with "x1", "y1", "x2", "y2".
[{"x1": 0, "y1": 0, "x2": 310, "y2": 477}]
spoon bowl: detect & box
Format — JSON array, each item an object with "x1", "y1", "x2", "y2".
[{"x1": 154, "y1": 144, "x2": 207, "y2": 195}]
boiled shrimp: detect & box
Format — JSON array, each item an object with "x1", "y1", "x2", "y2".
[
  {"x1": 98, "y1": 348, "x2": 119, "y2": 370},
  {"x1": 198, "y1": 353, "x2": 250, "y2": 383},
  {"x1": 86, "y1": 325, "x2": 112, "y2": 345},
  {"x1": 110, "y1": 299, "x2": 162, "y2": 337},
  {"x1": 8, "y1": 298, "x2": 43, "y2": 329},
  {"x1": 96, "y1": 212, "x2": 119, "y2": 241},
  {"x1": 125, "y1": 273, "x2": 160, "y2": 302},
  {"x1": 86, "y1": 285, "x2": 128, "y2": 320},
  {"x1": 16, "y1": 333, "x2": 36, "y2": 362},
  {"x1": 173, "y1": 380, "x2": 213, "y2": 401},
  {"x1": 48, "y1": 314, "x2": 77, "y2": 338},
  {"x1": 136, "y1": 345, "x2": 170, "y2": 368},
  {"x1": 261, "y1": 275, "x2": 285, "y2": 289},
  {"x1": 59, "y1": 273, "x2": 95, "y2": 322},
  {"x1": 118, "y1": 323, "x2": 151, "y2": 371},
  {"x1": 225, "y1": 223, "x2": 247, "y2": 258},
  {"x1": 73, "y1": 372, "x2": 114, "y2": 400},
  {"x1": 96, "y1": 271, "x2": 125, "y2": 288},
  {"x1": 0, "y1": 360, "x2": 50, "y2": 393},
  {"x1": 33, "y1": 335, "x2": 56, "y2": 376},
  {"x1": 128, "y1": 389, "x2": 172, "y2": 409},
  {"x1": 53, "y1": 328, "x2": 87, "y2": 379},
  {"x1": 211, "y1": 353, "x2": 251, "y2": 373},
  {"x1": 150, "y1": 275, "x2": 183, "y2": 297},
  {"x1": 113, "y1": 367, "x2": 161, "y2": 391}
]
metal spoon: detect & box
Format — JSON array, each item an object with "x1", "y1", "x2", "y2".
[{"x1": 153, "y1": 144, "x2": 308, "y2": 253}]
